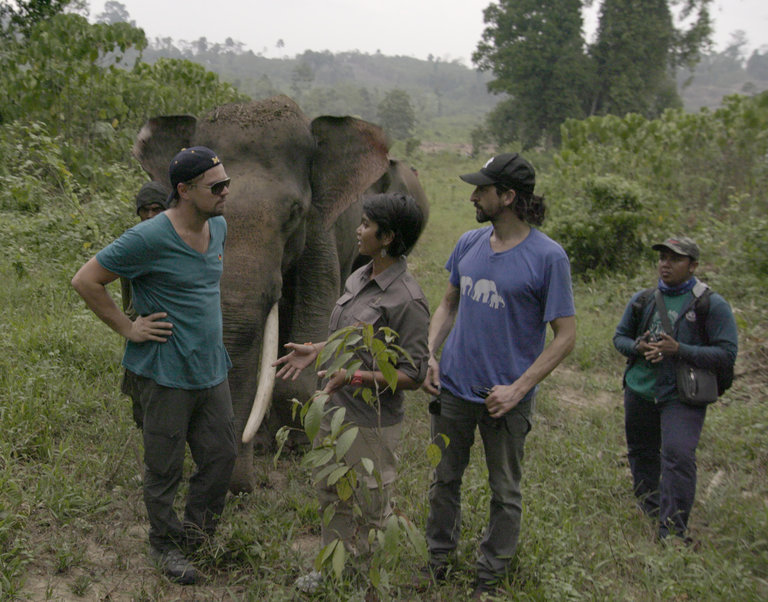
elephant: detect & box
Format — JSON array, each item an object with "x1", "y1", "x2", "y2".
[
  {"x1": 489, "y1": 292, "x2": 506, "y2": 309},
  {"x1": 471, "y1": 278, "x2": 497, "y2": 303},
  {"x1": 460, "y1": 275, "x2": 473, "y2": 297},
  {"x1": 133, "y1": 95, "x2": 429, "y2": 493}
]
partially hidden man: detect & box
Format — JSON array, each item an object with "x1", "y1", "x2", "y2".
[
  {"x1": 422, "y1": 153, "x2": 576, "y2": 597},
  {"x1": 120, "y1": 181, "x2": 169, "y2": 429},
  {"x1": 613, "y1": 236, "x2": 737, "y2": 544},
  {"x1": 72, "y1": 147, "x2": 236, "y2": 585}
]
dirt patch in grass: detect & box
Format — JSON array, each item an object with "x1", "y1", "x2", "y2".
[{"x1": 546, "y1": 366, "x2": 620, "y2": 411}]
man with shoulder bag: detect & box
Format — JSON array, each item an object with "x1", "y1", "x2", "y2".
[{"x1": 613, "y1": 236, "x2": 737, "y2": 544}]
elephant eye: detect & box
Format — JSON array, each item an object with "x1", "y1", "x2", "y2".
[{"x1": 282, "y1": 201, "x2": 305, "y2": 232}]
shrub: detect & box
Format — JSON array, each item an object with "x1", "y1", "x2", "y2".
[{"x1": 547, "y1": 175, "x2": 652, "y2": 277}]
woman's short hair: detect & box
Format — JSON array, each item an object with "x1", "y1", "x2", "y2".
[{"x1": 362, "y1": 192, "x2": 424, "y2": 256}]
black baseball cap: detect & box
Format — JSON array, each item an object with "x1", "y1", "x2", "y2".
[
  {"x1": 168, "y1": 146, "x2": 222, "y2": 201},
  {"x1": 652, "y1": 236, "x2": 700, "y2": 261},
  {"x1": 135, "y1": 182, "x2": 169, "y2": 214},
  {"x1": 459, "y1": 153, "x2": 535, "y2": 194}
]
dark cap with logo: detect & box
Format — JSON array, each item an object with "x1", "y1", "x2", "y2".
[
  {"x1": 135, "y1": 182, "x2": 169, "y2": 214},
  {"x1": 652, "y1": 236, "x2": 700, "y2": 260},
  {"x1": 168, "y1": 146, "x2": 221, "y2": 200},
  {"x1": 459, "y1": 153, "x2": 535, "y2": 194}
]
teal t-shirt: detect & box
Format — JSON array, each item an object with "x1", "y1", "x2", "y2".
[
  {"x1": 625, "y1": 291, "x2": 691, "y2": 401},
  {"x1": 97, "y1": 213, "x2": 231, "y2": 389}
]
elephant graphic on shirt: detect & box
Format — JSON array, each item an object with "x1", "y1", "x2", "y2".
[
  {"x1": 461, "y1": 275, "x2": 473, "y2": 297},
  {"x1": 472, "y1": 279, "x2": 497, "y2": 303},
  {"x1": 489, "y1": 292, "x2": 506, "y2": 309}
]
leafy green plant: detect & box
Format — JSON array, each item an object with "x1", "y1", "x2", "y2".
[
  {"x1": 547, "y1": 174, "x2": 652, "y2": 277},
  {"x1": 275, "y1": 324, "x2": 439, "y2": 594}
]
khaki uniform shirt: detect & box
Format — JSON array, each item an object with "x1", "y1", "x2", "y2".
[{"x1": 327, "y1": 256, "x2": 429, "y2": 428}]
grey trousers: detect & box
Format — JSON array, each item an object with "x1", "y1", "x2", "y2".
[
  {"x1": 139, "y1": 378, "x2": 236, "y2": 552},
  {"x1": 425, "y1": 389, "x2": 532, "y2": 582}
]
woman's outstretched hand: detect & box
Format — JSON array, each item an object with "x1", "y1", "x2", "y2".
[{"x1": 272, "y1": 342, "x2": 319, "y2": 380}]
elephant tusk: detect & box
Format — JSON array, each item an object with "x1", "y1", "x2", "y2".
[{"x1": 242, "y1": 302, "x2": 279, "y2": 444}]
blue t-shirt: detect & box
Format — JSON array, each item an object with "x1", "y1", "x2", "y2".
[
  {"x1": 440, "y1": 227, "x2": 575, "y2": 403},
  {"x1": 96, "y1": 213, "x2": 231, "y2": 389}
]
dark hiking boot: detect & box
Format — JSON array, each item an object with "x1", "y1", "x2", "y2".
[
  {"x1": 471, "y1": 577, "x2": 502, "y2": 600},
  {"x1": 150, "y1": 547, "x2": 197, "y2": 585},
  {"x1": 411, "y1": 560, "x2": 451, "y2": 592}
]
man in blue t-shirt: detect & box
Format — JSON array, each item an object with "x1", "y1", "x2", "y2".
[
  {"x1": 72, "y1": 147, "x2": 236, "y2": 585},
  {"x1": 422, "y1": 153, "x2": 576, "y2": 596}
]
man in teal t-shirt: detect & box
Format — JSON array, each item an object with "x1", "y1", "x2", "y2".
[{"x1": 72, "y1": 147, "x2": 236, "y2": 585}]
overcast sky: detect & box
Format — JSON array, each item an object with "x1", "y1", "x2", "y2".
[{"x1": 89, "y1": 0, "x2": 768, "y2": 65}]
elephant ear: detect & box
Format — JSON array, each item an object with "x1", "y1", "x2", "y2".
[
  {"x1": 133, "y1": 115, "x2": 198, "y2": 188},
  {"x1": 310, "y1": 116, "x2": 390, "y2": 228}
]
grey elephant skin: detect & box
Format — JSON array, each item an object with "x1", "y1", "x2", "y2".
[{"x1": 133, "y1": 95, "x2": 428, "y2": 493}]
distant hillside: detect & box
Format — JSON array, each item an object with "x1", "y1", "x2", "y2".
[
  {"x1": 139, "y1": 38, "x2": 768, "y2": 145},
  {"x1": 679, "y1": 46, "x2": 768, "y2": 110},
  {"x1": 141, "y1": 44, "x2": 500, "y2": 137}
]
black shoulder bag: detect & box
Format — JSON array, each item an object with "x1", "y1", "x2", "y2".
[{"x1": 654, "y1": 289, "x2": 718, "y2": 406}]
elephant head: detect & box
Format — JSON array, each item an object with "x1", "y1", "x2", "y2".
[{"x1": 133, "y1": 96, "x2": 427, "y2": 494}]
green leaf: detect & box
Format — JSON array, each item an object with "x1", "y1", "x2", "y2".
[
  {"x1": 316, "y1": 539, "x2": 337, "y2": 569},
  {"x1": 302, "y1": 447, "x2": 334, "y2": 469},
  {"x1": 390, "y1": 343, "x2": 415, "y2": 368},
  {"x1": 327, "y1": 465, "x2": 350, "y2": 486},
  {"x1": 329, "y1": 406, "x2": 346, "y2": 437},
  {"x1": 360, "y1": 457, "x2": 374, "y2": 475},
  {"x1": 322, "y1": 502, "x2": 336, "y2": 527},
  {"x1": 361, "y1": 388, "x2": 373, "y2": 404},
  {"x1": 378, "y1": 360, "x2": 398, "y2": 391},
  {"x1": 273, "y1": 426, "x2": 290, "y2": 466},
  {"x1": 335, "y1": 427, "x2": 359, "y2": 460},
  {"x1": 315, "y1": 462, "x2": 342, "y2": 484},
  {"x1": 325, "y1": 351, "x2": 354, "y2": 377},
  {"x1": 426, "y1": 443, "x2": 442, "y2": 467},
  {"x1": 332, "y1": 538, "x2": 346, "y2": 578},
  {"x1": 303, "y1": 394, "x2": 327, "y2": 441},
  {"x1": 402, "y1": 515, "x2": 429, "y2": 561},
  {"x1": 318, "y1": 337, "x2": 343, "y2": 365},
  {"x1": 369, "y1": 565, "x2": 381, "y2": 587},
  {"x1": 336, "y1": 477, "x2": 353, "y2": 501}
]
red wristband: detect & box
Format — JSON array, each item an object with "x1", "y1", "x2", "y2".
[{"x1": 350, "y1": 370, "x2": 363, "y2": 386}]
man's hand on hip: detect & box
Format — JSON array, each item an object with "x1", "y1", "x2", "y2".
[{"x1": 129, "y1": 312, "x2": 173, "y2": 343}]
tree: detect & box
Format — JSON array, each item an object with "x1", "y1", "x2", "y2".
[
  {"x1": 290, "y1": 62, "x2": 314, "y2": 100},
  {"x1": 590, "y1": 0, "x2": 710, "y2": 117},
  {"x1": 473, "y1": 0, "x2": 712, "y2": 147},
  {"x1": 377, "y1": 89, "x2": 416, "y2": 140},
  {"x1": 747, "y1": 49, "x2": 768, "y2": 81},
  {"x1": 96, "y1": 1, "x2": 134, "y2": 25},
  {"x1": 473, "y1": 0, "x2": 593, "y2": 147},
  {"x1": 0, "y1": 0, "x2": 76, "y2": 38},
  {"x1": 0, "y1": 12, "x2": 245, "y2": 182}
]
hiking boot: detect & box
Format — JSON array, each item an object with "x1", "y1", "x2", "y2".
[
  {"x1": 411, "y1": 561, "x2": 450, "y2": 592},
  {"x1": 150, "y1": 547, "x2": 197, "y2": 585},
  {"x1": 471, "y1": 577, "x2": 501, "y2": 600},
  {"x1": 426, "y1": 560, "x2": 450, "y2": 583}
]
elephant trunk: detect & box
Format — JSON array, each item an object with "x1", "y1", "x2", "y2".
[{"x1": 242, "y1": 302, "x2": 279, "y2": 444}]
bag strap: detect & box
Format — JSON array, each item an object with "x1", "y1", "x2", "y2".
[{"x1": 653, "y1": 289, "x2": 674, "y2": 335}]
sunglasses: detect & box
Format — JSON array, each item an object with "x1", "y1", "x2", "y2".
[{"x1": 194, "y1": 177, "x2": 231, "y2": 195}]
